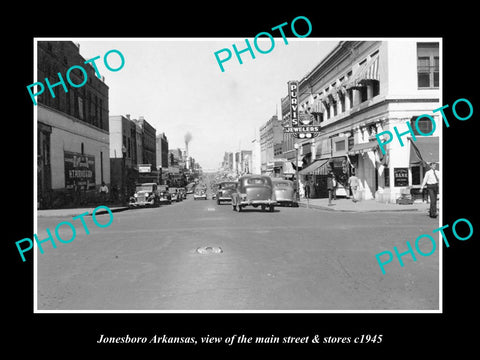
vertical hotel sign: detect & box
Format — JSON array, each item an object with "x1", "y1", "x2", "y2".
[{"x1": 284, "y1": 80, "x2": 320, "y2": 139}]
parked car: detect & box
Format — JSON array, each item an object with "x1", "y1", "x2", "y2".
[
  {"x1": 271, "y1": 178, "x2": 298, "y2": 207},
  {"x1": 178, "y1": 187, "x2": 187, "y2": 199},
  {"x1": 129, "y1": 183, "x2": 160, "y2": 208},
  {"x1": 193, "y1": 188, "x2": 207, "y2": 200},
  {"x1": 231, "y1": 175, "x2": 276, "y2": 212},
  {"x1": 216, "y1": 181, "x2": 238, "y2": 204},
  {"x1": 158, "y1": 185, "x2": 172, "y2": 204},
  {"x1": 169, "y1": 187, "x2": 182, "y2": 202}
]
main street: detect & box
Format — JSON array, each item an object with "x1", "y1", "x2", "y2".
[{"x1": 36, "y1": 195, "x2": 439, "y2": 311}]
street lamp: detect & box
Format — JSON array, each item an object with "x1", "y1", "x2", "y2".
[{"x1": 294, "y1": 142, "x2": 300, "y2": 201}]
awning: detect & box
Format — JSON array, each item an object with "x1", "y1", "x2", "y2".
[
  {"x1": 310, "y1": 97, "x2": 325, "y2": 114},
  {"x1": 345, "y1": 53, "x2": 380, "y2": 90},
  {"x1": 348, "y1": 140, "x2": 379, "y2": 155},
  {"x1": 409, "y1": 137, "x2": 439, "y2": 166},
  {"x1": 282, "y1": 161, "x2": 296, "y2": 174},
  {"x1": 299, "y1": 159, "x2": 329, "y2": 175}
]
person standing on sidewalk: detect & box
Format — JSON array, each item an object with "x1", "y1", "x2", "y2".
[
  {"x1": 327, "y1": 170, "x2": 335, "y2": 206},
  {"x1": 348, "y1": 171, "x2": 360, "y2": 203},
  {"x1": 99, "y1": 181, "x2": 109, "y2": 203},
  {"x1": 304, "y1": 180, "x2": 310, "y2": 199},
  {"x1": 420, "y1": 162, "x2": 440, "y2": 218}
]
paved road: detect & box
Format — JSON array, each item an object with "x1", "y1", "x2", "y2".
[{"x1": 36, "y1": 195, "x2": 439, "y2": 311}]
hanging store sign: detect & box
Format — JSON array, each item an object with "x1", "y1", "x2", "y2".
[
  {"x1": 284, "y1": 80, "x2": 321, "y2": 139},
  {"x1": 138, "y1": 164, "x2": 152, "y2": 173}
]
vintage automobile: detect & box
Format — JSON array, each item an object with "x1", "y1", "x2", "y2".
[
  {"x1": 193, "y1": 188, "x2": 207, "y2": 200},
  {"x1": 216, "y1": 181, "x2": 238, "y2": 205},
  {"x1": 169, "y1": 187, "x2": 182, "y2": 202},
  {"x1": 129, "y1": 183, "x2": 160, "y2": 208},
  {"x1": 178, "y1": 187, "x2": 187, "y2": 200},
  {"x1": 157, "y1": 185, "x2": 172, "y2": 204},
  {"x1": 231, "y1": 175, "x2": 276, "y2": 212},
  {"x1": 271, "y1": 178, "x2": 298, "y2": 207}
]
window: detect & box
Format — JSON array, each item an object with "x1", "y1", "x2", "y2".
[
  {"x1": 410, "y1": 116, "x2": 434, "y2": 136},
  {"x1": 384, "y1": 167, "x2": 390, "y2": 187},
  {"x1": 372, "y1": 80, "x2": 380, "y2": 97},
  {"x1": 359, "y1": 86, "x2": 368, "y2": 102},
  {"x1": 335, "y1": 140, "x2": 345, "y2": 152},
  {"x1": 78, "y1": 97, "x2": 84, "y2": 120},
  {"x1": 417, "y1": 42, "x2": 439, "y2": 88},
  {"x1": 411, "y1": 166, "x2": 421, "y2": 185}
]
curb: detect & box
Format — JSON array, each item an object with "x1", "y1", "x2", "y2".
[
  {"x1": 298, "y1": 202, "x2": 421, "y2": 213},
  {"x1": 37, "y1": 206, "x2": 130, "y2": 218}
]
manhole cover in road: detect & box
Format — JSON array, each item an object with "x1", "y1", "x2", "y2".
[{"x1": 196, "y1": 246, "x2": 223, "y2": 254}]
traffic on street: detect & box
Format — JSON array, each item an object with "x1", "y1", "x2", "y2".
[{"x1": 36, "y1": 173, "x2": 439, "y2": 311}]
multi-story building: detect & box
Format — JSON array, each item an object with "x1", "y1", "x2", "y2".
[
  {"x1": 156, "y1": 132, "x2": 169, "y2": 169},
  {"x1": 134, "y1": 116, "x2": 156, "y2": 169},
  {"x1": 37, "y1": 41, "x2": 109, "y2": 209},
  {"x1": 109, "y1": 114, "x2": 138, "y2": 198},
  {"x1": 234, "y1": 150, "x2": 252, "y2": 175},
  {"x1": 222, "y1": 151, "x2": 234, "y2": 171},
  {"x1": 259, "y1": 115, "x2": 283, "y2": 175},
  {"x1": 282, "y1": 40, "x2": 440, "y2": 202}
]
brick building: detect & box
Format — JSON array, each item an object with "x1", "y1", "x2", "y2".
[{"x1": 36, "y1": 41, "x2": 110, "y2": 209}]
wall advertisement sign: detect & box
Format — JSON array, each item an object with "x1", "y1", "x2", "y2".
[{"x1": 64, "y1": 151, "x2": 95, "y2": 190}]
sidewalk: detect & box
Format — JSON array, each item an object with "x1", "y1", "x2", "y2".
[
  {"x1": 37, "y1": 204, "x2": 130, "y2": 218},
  {"x1": 298, "y1": 197, "x2": 430, "y2": 213}
]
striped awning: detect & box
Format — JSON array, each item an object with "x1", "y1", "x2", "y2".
[
  {"x1": 298, "y1": 159, "x2": 329, "y2": 175},
  {"x1": 310, "y1": 97, "x2": 325, "y2": 114},
  {"x1": 346, "y1": 53, "x2": 380, "y2": 89},
  {"x1": 348, "y1": 140, "x2": 379, "y2": 155}
]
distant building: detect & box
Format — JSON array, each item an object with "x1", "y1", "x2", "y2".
[
  {"x1": 156, "y1": 132, "x2": 169, "y2": 169},
  {"x1": 37, "y1": 41, "x2": 109, "y2": 209},
  {"x1": 134, "y1": 116, "x2": 156, "y2": 169},
  {"x1": 259, "y1": 115, "x2": 283, "y2": 174}
]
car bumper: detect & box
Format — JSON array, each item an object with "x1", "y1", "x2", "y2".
[
  {"x1": 129, "y1": 200, "x2": 155, "y2": 207},
  {"x1": 239, "y1": 199, "x2": 277, "y2": 206}
]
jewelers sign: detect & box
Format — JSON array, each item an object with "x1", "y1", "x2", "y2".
[{"x1": 284, "y1": 80, "x2": 320, "y2": 139}]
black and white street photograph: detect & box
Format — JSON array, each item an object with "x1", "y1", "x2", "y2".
[
  {"x1": 32, "y1": 38, "x2": 442, "y2": 311},
  {"x1": 7, "y1": 7, "x2": 478, "y2": 355}
]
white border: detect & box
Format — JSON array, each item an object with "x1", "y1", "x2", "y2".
[{"x1": 33, "y1": 37, "x2": 443, "y2": 314}]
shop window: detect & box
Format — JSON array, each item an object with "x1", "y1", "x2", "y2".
[{"x1": 411, "y1": 166, "x2": 421, "y2": 185}]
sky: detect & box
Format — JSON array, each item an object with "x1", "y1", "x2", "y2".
[{"x1": 73, "y1": 38, "x2": 338, "y2": 171}]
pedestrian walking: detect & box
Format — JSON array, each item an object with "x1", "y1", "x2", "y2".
[
  {"x1": 420, "y1": 162, "x2": 440, "y2": 218},
  {"x1": 327, "y1": 170, "x2": 335, "y2": 206},
  {"x1": 348, "y1": 171, "x2": 360, "y2": 202},
  {"x1": 99, "y1": 181, "x2": 109, "y2": 203}
]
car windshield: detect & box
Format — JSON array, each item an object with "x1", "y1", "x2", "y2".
[
  {"x1": 274, "y1": 182, "x2": 291, "y2": 188},
  {"x1": 220, "y1": 183, "x2": 237, "y2": 189},
  {"x1": 246, "y1": 178, "x2": 267, "y2": 185},
  {"x1": 136, "y1": 185, "x2": 154, "y2": 192}
]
